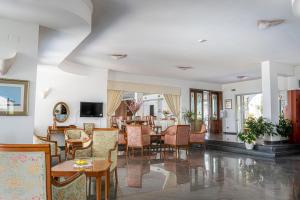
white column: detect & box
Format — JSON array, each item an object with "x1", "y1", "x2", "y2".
[{"x1": 261, "y1": 61, "x2": 279, "y2": 124}]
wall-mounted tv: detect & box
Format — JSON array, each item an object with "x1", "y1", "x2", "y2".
[{"x1": 80, "y1": 102, "x2": 103, "y2": 117}]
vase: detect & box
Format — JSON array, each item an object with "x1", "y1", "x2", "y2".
[{"x1": 245, "y1": 143, "x2": 254, "y2": 150}]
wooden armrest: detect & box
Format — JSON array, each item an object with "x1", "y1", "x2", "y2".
[
  {"x1": 108, "y1": 142, "x2": 118, "y2": 162},
  {"x1": 52, "y1": 172, "x2": 84, "y2": 187}
]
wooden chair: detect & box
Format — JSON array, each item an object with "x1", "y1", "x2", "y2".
[
  {"x1": 72, "y1": 128, "x2": 119, "y2": 185},
  {"x1": 83, "y1": 123, "x2": 95, "y2": 136},
  {"x1": 64, "y1": 128, "x2": 91, "y2": 159},
  {"x1": 33, "y1": 133, "x2": 61, "y2": 165},
  {"x1": 0, "y1": 144, "x2": 86, "y2": 200},
  {"x1": 162, "y1": 125, "x2": 190, "y2": 158},
  {"x1": 126, "y1": 125, "x2": 151, "y2": 158}
]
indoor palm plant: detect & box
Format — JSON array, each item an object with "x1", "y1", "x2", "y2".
[{"x1": 276, "y1": 114, "x2": 292, "y2": 140}]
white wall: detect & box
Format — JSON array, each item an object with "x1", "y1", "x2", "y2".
[
  {"x1": 108, "y1": 71, "x2": 222, "y2": 121},
  {"x1": 35, "y1": 66, "x2": 108, "y2": 135},
  {"x1": 0, "y1": 18, "x2": 39, "y2": 143},
  {"x1": 222, "y1": 77, "x2": 289, "y2": 133}
]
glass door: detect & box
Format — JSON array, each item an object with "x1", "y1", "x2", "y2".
[
  {"x1": 236, "y1": 93, "x2": 263, "y2": 133},
  {"x1": 190, "y1": 91, "x2": 203, "y2": 131},
  {"x1": 190, "y1": 89, "x2": 222, "y2": 133}
]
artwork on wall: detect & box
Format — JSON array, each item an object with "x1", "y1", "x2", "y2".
[
  {"x1": 0, "y1": 78, "x2": 29, "y2": 116},
  {"x1": 225, "y1": 99, "x2": 232, "y2": 109}
]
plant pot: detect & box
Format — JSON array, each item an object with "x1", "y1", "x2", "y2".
[
  {"x1": 245, "y1": 143, "x2": 254, "y2": 150},
  {"x1": 264, "y1": 135, "x2": 281, "y2": 142}
]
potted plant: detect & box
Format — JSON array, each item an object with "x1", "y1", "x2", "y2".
[
  {"x1": 183, "y1": 110, "x2": 194, "y2": 124},
  {"x1": 276, "y1": 114, "x2": 292, "y2": 141},
  {"x1": 238, "y1": 131, "x2": 257, "y2": 150},
  {"x1": 244, "y1": 116, "x2": 275, "y2": 143}
]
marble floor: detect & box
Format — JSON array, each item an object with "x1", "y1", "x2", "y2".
[{"x1": 90, "y1": 149, "x2": 300, "y2": 200}]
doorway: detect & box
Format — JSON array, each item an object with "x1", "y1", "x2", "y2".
[
  {"x1": 236, "y1": 93, "x2": 262, "y2": 133},
  {"x1": 190, "y1": 89, "x2": 222, "y2": 133}
]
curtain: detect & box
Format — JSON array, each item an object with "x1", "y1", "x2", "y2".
[
  {"x1": 107, "y1": 90, "x2": 123, "y2": 127},
  {"x1": 164, "y1": 94, "x2": 181, "y2": 122}
]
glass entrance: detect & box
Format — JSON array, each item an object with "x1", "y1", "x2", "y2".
[
  {"x1": 190, "y1": 89, "x2": 222, "y2": 132},
  {"x1": 236, "y1": 93, "x2": 263, "y2": 133}
]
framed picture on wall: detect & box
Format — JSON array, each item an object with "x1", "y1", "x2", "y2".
[
  {"x1": 225, "y1": 99, "x2": 232, "y2": 109},
  {"x1": 0, "y1": 78, "x2": 29, "y2": 116}
]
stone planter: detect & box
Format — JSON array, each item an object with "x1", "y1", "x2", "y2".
[{"x1": 245, "y1": 143, "x2": 254, "y2": 150}]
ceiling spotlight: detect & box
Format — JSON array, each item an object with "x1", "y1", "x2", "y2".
[
  {"x1": 257, "y1": 19, "x2": 286, "y2": 30},
  {"x1": 110, "y1": 54, "x2": 127, "y2": 60},
  {"x1": 237, "y1": 75, "x2": 248, "y2": 80},
  {"x1": 177, "y1": 66, "x2": 193, "y2": 71},
  {"x1": 198, "y1": 39, "x2": 207, "y2": 43}
]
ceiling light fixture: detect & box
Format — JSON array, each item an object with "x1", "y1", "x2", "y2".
[
  {"x1": 257, "y1": 19, "x2": 286, "y2": 30},
  {"x1": 237, "y1": 75, "x2": 248, "y2": 80},
  {"x1": 110, "y1": 54, "x2": 127, "y2": 60},
  {"x1": 198, "y1": 39, "x2": 207, "y2": 43},
  {"x1": 177, "y1": 66, "x2": 193, "y2": 71}
]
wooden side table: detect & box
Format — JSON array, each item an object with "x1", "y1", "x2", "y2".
[{"x1": 52, "y1": 159, "x2": 111, "y2": 200}]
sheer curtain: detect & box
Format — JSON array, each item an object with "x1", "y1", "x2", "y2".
[
  {"x1": 164, "y1": 94, "x2": 180, "y2": 122},
  {"x1": 107, "y1": 90, "x2": 123, "y2": 127}
]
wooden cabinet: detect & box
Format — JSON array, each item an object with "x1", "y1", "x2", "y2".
[{"x1": 287, "y1": 90, "x2": 300, "y2": 144}]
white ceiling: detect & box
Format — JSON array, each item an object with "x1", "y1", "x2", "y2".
[{"x1": 68, "y1": 0, "x2": 300, "y2": 83}]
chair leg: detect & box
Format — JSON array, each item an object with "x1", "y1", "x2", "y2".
[
  {"x1": 141, "y1": 147, "x2": 144, "y2": 158},
  {"x1": 115, "y1": 168, "x2": 118, "y2": 186},
  {"x1": 126, "y1": 145, "x2": 129, "y2": 157}
]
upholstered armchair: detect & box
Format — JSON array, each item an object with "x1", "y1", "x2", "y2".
[
  {"x1": 126, "y1": 125, "x2": 151, "y2": 157},
  {"x1": 83, "y1": 123, "x2": 95, "y2": 136},
  {"x1": 0, "y1": 144, "x2": 87, "y2": 200},
  {"x1": 162, "y1": 125, "x2": 190, "y2": 158},
  {"x1": 189, "y1": 123, "x2": 207, "y2": 149},
  {"x1": 72, "y1": 128, "x2": 119, "y2": 184},
  {"x1": 33, "y1": 133, "x2": 61, "y2": 165},
  {"x1": 64, "y1": 128, "x2": 90, "y2": 159}
]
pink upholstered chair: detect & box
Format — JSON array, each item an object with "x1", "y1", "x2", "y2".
[
  {"x1": 163, "y1": 125, "x2": 190, "y2": 158},
  {"x1": 189, "y1": 124, "x2": 207, "y2": 149},
  {"x1": 126, "y1": 125, "x2": 151, "y2": 157}
]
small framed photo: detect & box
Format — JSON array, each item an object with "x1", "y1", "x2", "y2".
[
  {"x1": 0, "y1": 78, "x2": 29, "y2": 116},
  {"x1": 225, "y1": 99, "x2": 232, "y2": 109}
]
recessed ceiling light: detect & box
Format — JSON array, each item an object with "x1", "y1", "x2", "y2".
[
  {"x1": 237, "y1": 75, "x2": 248, "y2": 80},
  {"x1": 110, "y1": 54, "x2": 127, "y2": 60},
  {"x1": 257, "y1": 19, "x2": 286, "y2": 30},
  {"x1": 198, "y1": 39, "x2": 207, "y2": 43},
  {"x1": 177, "y1": 66, "x2": 193, "y2": 71}
]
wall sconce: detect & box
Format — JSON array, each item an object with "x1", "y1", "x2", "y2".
[
  {"x1": 41, "y1": 88, "x2": 51, "y2": 99},
  {"x1": 0, "y1": 52, "x2": 17, "y2": 75}
]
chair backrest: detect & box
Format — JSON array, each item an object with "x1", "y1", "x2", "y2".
[
  {"x1": 92, "y1": 128, "x2": 118, "y2": 170},
  {"x1": 126, "y1": 125, "x2": 143, "y2": 147},
  {"x1": 65, "y1": 128, "x2": 86, "y2": 140},
  {"x1": 83, "y1": 123, "x2": 95, "y2": 135},
  {"x1": 0, "y1": 144, "x2": 51, "y2": 200},
  {"x1": 33, "y1": 133, "x2": 57, "y2": 156},
  {"x1": 176, "y1": 125, "x2": 190, "y2": 145}
]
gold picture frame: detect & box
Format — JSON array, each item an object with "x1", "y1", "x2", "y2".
[{"x1": 0, "y1": 78, "x2": 29, "y2": 116}]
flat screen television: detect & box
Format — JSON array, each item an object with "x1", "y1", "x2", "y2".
[{"x1": 80, "y1": 102, "x2": 103, "y2": 117}]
